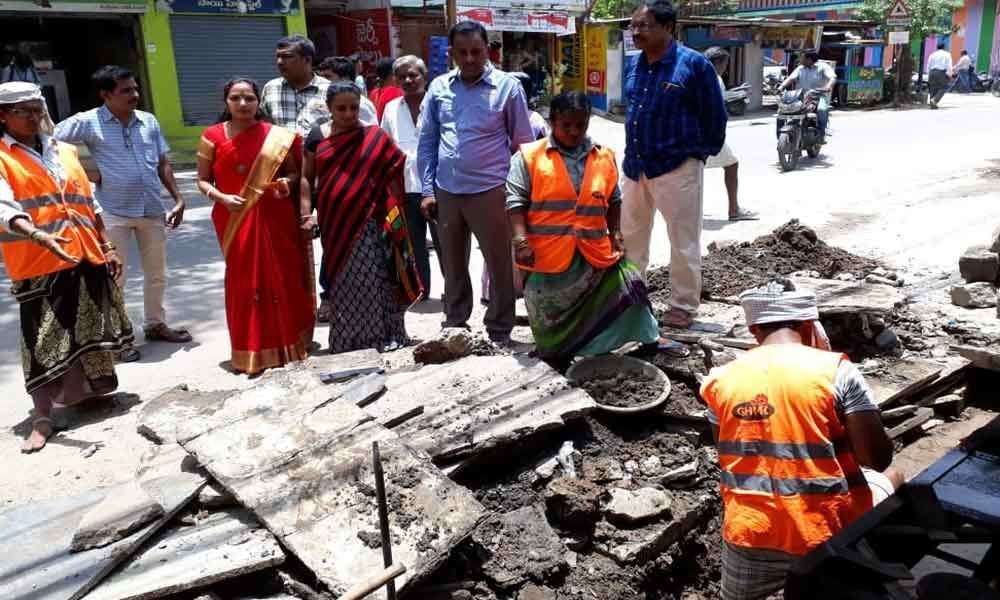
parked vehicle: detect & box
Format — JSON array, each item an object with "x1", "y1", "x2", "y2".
[
  {"x1": 992, "y1": 78, "x2": 1000, "y2": 97},
  {"x1": 764, "y1": 71, "x2": 784, "y2": 96},
  {"x1": 775, "y1": 89, "x2": 824, "y2": 172},
  {"x1": 724, "y1": 82, "x2": 750, "y2": 116},
  {"x1": 969, "y1": 69, "x2": 994, "y2": 93}
]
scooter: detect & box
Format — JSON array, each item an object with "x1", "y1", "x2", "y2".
[
  {"x1": 775, "y1": 89, "x2": 824, "y2": 172},
  {"x1": 724, "y1": 82, "x2": 750, "y2": 116}
]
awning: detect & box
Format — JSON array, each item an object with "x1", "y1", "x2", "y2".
[
  {"x1": 457, "y1": 7, "x2": 578, "y2": 35},
  {"x1": 0, "y1": 0, "x2": 145, "y2": 12}
]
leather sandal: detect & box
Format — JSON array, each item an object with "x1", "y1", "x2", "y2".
[{"x1": 144, "y1": 324, "x2": 193, "y2": 343}]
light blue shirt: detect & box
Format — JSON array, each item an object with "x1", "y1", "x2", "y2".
[
  {"x1": 54, "y1": 106, "x2": 169, "y2": 218},
  {"x1": 417, "y1": 66, "x2": 534, "y2": 197}
]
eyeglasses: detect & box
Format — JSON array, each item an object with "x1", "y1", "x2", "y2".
[{"x1": 7, "y1": 107, "x2": 45, "y2": 118}]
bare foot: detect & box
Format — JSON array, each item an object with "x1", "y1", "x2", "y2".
[{"x1": 21, "y1": 417, "x2": 54, "y2": 453}]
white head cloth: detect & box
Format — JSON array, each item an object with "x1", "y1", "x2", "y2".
[
  {"x1": 0, "y1": 81, "x2": 55, "y2": 135},
  {"x1": 739, "y1": 278, "x2": 820, "y2": 326}
]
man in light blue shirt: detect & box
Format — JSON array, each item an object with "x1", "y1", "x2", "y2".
[
  {"x1": 417, "y1": 21, "x2": 534, "y2": 343},
  {"x1": 55, "y1": 65, "x2": 190, "y2": 361}
]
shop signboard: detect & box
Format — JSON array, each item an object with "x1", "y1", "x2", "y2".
[
  {"x1": 0, "y1": 0, "x2": 144, "y2": 12},
  {"x1": 585, "y1": 24, "x2": 608, "y2": 95},
  {"x1": 846, "y1": 66, "x2": 883, "y2": 102},
  {"x1": 558, "y1": 33, "x2": 585, "y2": 92},
  {"x1": 457, "y1": 7, "x2": 576, "y2": 35},
  {"x1": 156, "y1": 0, "x2": 299, "y2": 13},
  {"x1": 760, "y1": 26, "x2": 822, "y2": 50},
  {"x1": 336, "y1": 9, "x2": 394, "y2": 69}
]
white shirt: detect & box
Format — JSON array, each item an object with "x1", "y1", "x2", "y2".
[
  {"x1": 380, "y1": 96, "x2": 422, "y2": 194},
  {"x1": 953, "y1": 54, "x2": 972, "y2": 74},
  {"x1": 0, "y1": 133, "x2": 102, "y2": 231},
  {"x1": 928, "y1": 49, "x2": 953, "y2": 72}
]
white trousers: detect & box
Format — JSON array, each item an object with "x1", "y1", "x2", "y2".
[
  {"x1": 621, "y1": 158, "x2": 704, "y2": 314},
  {"x1": 102, "y1": 213, "x2": 167, "y2": 330}
]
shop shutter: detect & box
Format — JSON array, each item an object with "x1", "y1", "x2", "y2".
[{"x1": 170, "y1": 16, "x2": 286, "y2": 126}]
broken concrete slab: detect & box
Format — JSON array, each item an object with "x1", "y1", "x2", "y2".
[
  {"x1": 880, "y1": 404, "x2": 919, "y2": 421},
  {"x1": 413, "y1": 328, "x2": 478, "y2": 364},
  {"x1": 950, "y1": 282, "x2": 997, "y2": 308},
  {"x1": 604, "y1": 488, "x2": 672, "y2": 526},
  {"x1": 952, "y1": 344, "x2": 1000, "y2": 372},
  {"x1": 71, "y1": 479, "x2": 164, "y2": 552},
  {"x1": 959, "y1": 246, "x2": 999, "y2": 284},
  {"x1": 470, "y1": 505, "x2": 567, "y2": 590},
  {"x1": 85, "y1": 509, "x2": 283, "y2": 600},
  {"x1": 305, "y1": 348, "x2": 384, "y2": 382},
  {"x1": 544, "y1": 477, "x2": 601, "y2": 529},
  {"x1": 366, "y1": 355, "x2": 595, "y2": 465},
  {"x1": 791, "y1": 276, "x2": 903, "y2": 317},
  {"x1": 198, "y1": 481, "x2": 236, "y2": 508},
  {"x1": 888, "y1": 407, "x2": 935, "y2": 440},
  {"x1": 0, "y1": 470, "x2": 204, "y2": 600},
  {"x1": 174, "y1": 379, "x2": 484, "y2": 597},
  {"x1": 519, "y1": 584, "x2": 557, "y2": 600},
  {"x1": 868, "y1": 359, "x2": 944, "y2": 409},
  {"x1": 594, "y1": 491, "x2": 715, "y2": 566}
]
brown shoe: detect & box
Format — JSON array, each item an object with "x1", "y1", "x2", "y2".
[{"x1": 144, "y1": 323, "x2": 193, "y2": 343}]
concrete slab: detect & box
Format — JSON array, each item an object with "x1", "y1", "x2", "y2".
[
  {"x1": 868, "y1": 359, "x2": 944, "y2": 408},
  {"x1": 792, "y1": 277, "x2": 904, "y2": 316},
  {"x1": 366, "y1": 355, "x2": 596, "y2": 464},
  {"x1": 71, "y1": 480, "x2": 164, "y2": 552},
  {"x1": 86, "y1": 509, "x2": 284, "y2": 600},
  {"x1": 470, "y1": 505, "x2": 567, "y2": 590},
  {"x1": 0, "y1": 471, "x2": 203, "y2": 600},
  {"x1": 176, "y1": 377, "x2": 485, "y2": 596}
]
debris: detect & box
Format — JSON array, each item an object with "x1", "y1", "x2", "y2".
[
  {"x1": 81, "y1": 444, "x2": 100, "y2": 458},
  {"x1": 950, "y1": 282, "x2": 997, "y2": 308},
  {"x1": 639, "y1": 456, "x2": 663, "y2": 477},
  {"x1": 84, "y1": 509, "x2": 284, "y2": 600},
  {"x1": 71, "y1": 480, "x2": 164, "y2": 552},
  {"x1": 699, "y1": 339, "x2": 738, "y2": 369},
  {"x1": 875, "y1": 328, "x2": 900, "y2": 350},
  {"x1": 661, "y1": 460, "x2": 699, "y2": 486},
  {"x1": 865, "y1": 274, "x2": 903, "y2": 287},
  {"x1": 792, "y1": 276, "x2": 903, "y2": 317},
  {"x1": 198, "y1": 481, "x2": 236, "y2": 508},
  {"x1": 470, "y1": 505, "x2": 567, "y2": 589},
  {"x1": 544, "y1": 477, "x2": 601, "y2": 529},
  {"x1": 707, "y1": 239, "x2": 739, "y2": 252},
  {"x1": 413, "y1": 328, "x2": 477, "y2": 365},
  {"x1": 580, "y1": 458, "x2": 625, "y2": 483},
  {"x1": 958, "y1": 245, "x2": 999, "y2": 284},
  {"x1": 555, "y1": 441, "x2": 580, "y2": 479},
  {"x1": 921, "y1": 418, "x2": 945, "y2": 433},
  {"x1": 888, "y1": 407, "x2": 935, "y2": 440},
  {"x1": 595, "y1": 492, "x2": 715, "y2": 565},
  {"x1": 713, "y1": 337, "x2": 758, "y2": 351},
  {"x1": 930, "y1": 393, "x2": 966, "y2": 419},
  {"x1": 518, "y1": 584, "x2": 557, "y2": 600},
  {"x1": 604, "y1": 487, "x2": 672, "y2": 526},
  {"x1": 951, "y1": 345, "x2": 1000, "y2": 372},
  {"x1": 881, "y1": 405, "x2": 919, "y2": 421},
  {"x1": 867, "y1": 358, "x2": 944, "y2": 409}
]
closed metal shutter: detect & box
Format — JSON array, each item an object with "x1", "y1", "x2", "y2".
[{"x1": 170, "y1": 16, "x2": 286, "y2": 126}]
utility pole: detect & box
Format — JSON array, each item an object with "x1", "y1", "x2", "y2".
[{"x1": 447, "y1": 0, "x2": 457, "y2": 28}]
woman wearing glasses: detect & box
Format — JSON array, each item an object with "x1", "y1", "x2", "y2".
[{"x1": 0, "y1": 82, "x2": 133, "y2": 453}]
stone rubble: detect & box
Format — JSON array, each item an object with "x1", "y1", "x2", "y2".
[
  {"x1": 959, "y1": 245, "x2": 1000, "y2": 284},
  {"x1": 950, "y1": 282, "x2": 998, "y2": 308},
  {"x1": 604, "y1": 487, "x2": 673, "y2": 526}
]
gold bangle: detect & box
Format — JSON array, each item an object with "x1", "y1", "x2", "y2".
[{"x1": 29, "y1": 230, "x2": 43, "y2": 243}]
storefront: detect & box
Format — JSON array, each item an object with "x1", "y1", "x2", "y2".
[
  {"x1": 1, "y1": 0, "x2": 146, "y2": 120},
  {"x1": 142, "y1": 0, "x2": 307, "y2": 149}
]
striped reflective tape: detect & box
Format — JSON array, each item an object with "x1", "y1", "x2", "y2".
[
  {"x1": 527, "y1": 224, "x2": 574, "y2": 236},
  {"x1": 0, "y1": 215, "x2": 95, "y2": 243},
  {"x1": 576, "y1": 228, "x2": 609, "y2": 239},
  {"x1": 528, "y1": 200, "x2": 576, "y2": 212},
  {"x1": 716, "y1": 439, "x2": 851, "y2": 461},
  {"x1": 575, "y1": 205, "x2": 606, "y2": 216},
  {"x1": 17, "y1": 193, "x2": 93, "y2": 211},
  {"x1": 720, "y1": 469, "x2": 867, "y2": 496}
]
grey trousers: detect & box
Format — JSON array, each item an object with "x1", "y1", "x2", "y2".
[
  {"x1": 929, "y1": 69, "x2": 950, "y2": 104},
  {"x1": 436, "y1": 185, "x2": 515, "y2": 335}
]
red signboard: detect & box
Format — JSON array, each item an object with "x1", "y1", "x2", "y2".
[
  {"x1": 336, "y1": 9, "x2": 393, "y2": 70},
  {"x1": 586, "y1": 69, "x2": 605, "y2": 93}
]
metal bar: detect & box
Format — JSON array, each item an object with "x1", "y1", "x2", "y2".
[
  {"x1": 372, "y1": 441, "x2": 396, "y2": 600},
  {"x1": 337, "y1": 563, "x2": 406, "y2": 600}
]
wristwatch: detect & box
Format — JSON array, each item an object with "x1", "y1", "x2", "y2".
[{"x1": 100, "y1": 241, "x2": 117, "y2": 252}]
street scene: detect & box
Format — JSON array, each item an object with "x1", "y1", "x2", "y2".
[{"x1": 1, "y1": 0, "x2": 1000, "y2": 597}]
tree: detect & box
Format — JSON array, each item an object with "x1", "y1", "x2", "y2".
[
  {"x1": 589, "y1": 0, "x2": 737, "y2": 20},
  {"x1": 858, "y1": 0, "x2": 963, "y2": 103}
]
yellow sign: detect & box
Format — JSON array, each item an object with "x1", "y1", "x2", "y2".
[
  {"x1": 760, "y1": 26, "x2": 821, "y2": 50},
  {"x1": 558, "y1": 34, "x2": 584, "y2": 92},
  {"x1": 585, "y1": 24, "x2": 608, "y2": 95}
]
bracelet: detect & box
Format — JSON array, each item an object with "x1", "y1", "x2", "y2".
[
  {"x1": 29, "y1": 230, "x2": 44, "y2": 243},
  {"x1": 512, "y1": 236, "x2": 530, "y2": 247},
  {"x1": 100, "y1": 241, "x2": 117, "y2": 252}
]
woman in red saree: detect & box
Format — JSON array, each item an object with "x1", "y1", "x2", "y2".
[
  {"x1": 301, "y1": 81, "x2": 422, "y2": 354},
  {"x1": 196, "y1": 78, "x2": 315, "y2": 374}
]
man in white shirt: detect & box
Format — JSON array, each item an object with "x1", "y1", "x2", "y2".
[
  {"x1": 381, "y1": 55, "x2": 441, "y2": 300},
  {"x1": 317, "y1": 56, "x2": 377, "y2": 126},
  {"x1": 927, "y1": 43, "x2": 953, "y2": 108},
  {"x1": 949, "y1": 50, "x2": 973, "y2": 93}
]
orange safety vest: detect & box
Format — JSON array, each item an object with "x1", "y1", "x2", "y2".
[
  {"x1": 700, "y1": 344, "x2": 874, "y2": 557},
  {"x1": 518, "y1": 138, "x2": 619, "y2": 274},
  {"x1": 0, "y1": 139, "x2": 104, "y2": 282}
]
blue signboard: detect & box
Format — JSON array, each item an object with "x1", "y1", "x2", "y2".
[{"x1": 156, "y1": 0, "x2": 299, "y2": 15}]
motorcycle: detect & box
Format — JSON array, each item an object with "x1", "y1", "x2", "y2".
[
  {"x1": 775, "y1": 89, "x2": 824, "y2": 172},
  {"x1": 969, "y1": 69, "x2": 995, "y2": 93},
  {"x1": 724, "y1": 82, "x2": 750, "y2": 116},
  {"x1": 764, "y1": 72, "x2": 784, "y2": 96}
]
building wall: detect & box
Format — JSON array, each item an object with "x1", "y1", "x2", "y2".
[{"x1": 141, "y1": 0, "x2": 308, "y2": 151}]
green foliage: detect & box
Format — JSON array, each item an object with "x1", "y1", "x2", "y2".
[
  {"x1": 858, "y1": 0, "x2": 963, "y2": 41},
  {"x1": 589, "y1": 0, "x2": 738, "y2": 20}
]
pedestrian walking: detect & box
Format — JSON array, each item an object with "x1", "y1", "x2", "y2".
[
  {"x1": 261, "y1": 35, "x2": 332, "y2": 139},
  {"x1": 317, "y1": 56, "x2": 378, "y2": 126},
  {"x1": 700, "y1": 279, "x2": 903, "y2": 600},
  {"x1": 948, "y1": 50, "x2": 973, "y2": 93},
  {"x1": 619, "y1": 0, "x2": 727, "y2": 329},
  {"x1": 301, "y1": 81, "x2": 422, "y2": 354},
  {"x1": 0, "y1": 82, "x2": 133, "y2": 453},
  {"x1": 417, "y1": 20, "x2": 534, "y2": 344},
  {"x1": 927, "y1": 43, "x2": 953, "y2": 108},
  {"x1": 196, "y1": 78, "x2": 315, "y2": 375},
  {"x1": 55, "y1": 65, "x2": 190, "y2": 361},
  {"x1": 704, "y1": 47, "x2": 757, "y2": 222},
  {"x1": 381, "y1": 55, "x2": 442, "y2": 301},
  {"x1": 507, "y1": 91, "x2": 689, "y2": 364},
  {"x1": 369, "y1": 57, "x2": 403, "y2": 123}
]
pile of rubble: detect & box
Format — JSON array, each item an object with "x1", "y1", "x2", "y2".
[{"x1": 952, "y1": 229, "x2": 1000, "y2": 311}]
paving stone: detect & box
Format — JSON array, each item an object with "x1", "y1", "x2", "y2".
[
  {"x1": 71, "y1": 480, "x2": 164, "y2": 552},
  {"x1": 365, "y1": 355, "x2": 595, "y2": 466},
  {"x1": 959, "y1": 245, "x2": 1000, "y2": 284},
  {"x1": 471, "y1": 505, "x2": 567, "y2": 590},
  {"x1": 413, "y1": 328, "x2": 477, "y2": 364},
  {"x1": 544, "y1": 477, "x2": 601, "y2": 529},
  {"x1": 950, "y1": 282, "x2": 997, "y2": 308},
  {"x1": 174, "y1": 374, "x2": 485, "y2": 596},
  {"x1": 604, "y1": 488, "x2": 672, "y2": 526},
  {"x1": 85, "y1": 509, "x2": 284, "y2": 600}
]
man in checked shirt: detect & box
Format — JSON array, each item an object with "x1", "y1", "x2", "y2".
[{"x1": 620, "y1": 0, "x2": 728, "y2": 330}]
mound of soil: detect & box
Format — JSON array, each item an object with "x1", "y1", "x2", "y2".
[
  {"x1": 647, "y1": 220, "x2": 881, "y2": 300},
  {"x1": 581, "y1": 371, "x2": 664, "y2": 408}
]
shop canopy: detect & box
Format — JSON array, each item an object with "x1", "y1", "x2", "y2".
[{"x1": 0, "y1": 0, "x2": 144, "y2": 12}]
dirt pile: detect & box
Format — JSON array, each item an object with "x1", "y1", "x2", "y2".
[
  {"x1": 581, "y1": 372, "x2": 664, "y2": 408},
  {"x1": 647, "y1": 220, "x2": 881, "y2": 301}
]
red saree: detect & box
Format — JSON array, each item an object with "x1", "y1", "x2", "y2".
[{"x1": 200, "y1": 121, "x2": 315, "y2": 375}]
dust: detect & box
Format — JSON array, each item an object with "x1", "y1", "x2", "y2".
[
  {"x1": 581, "y1": 372, "x2": 663, "y2": 408},
  {"x1": 647, "y1": 220, "x2": 880, "y2": 301}
]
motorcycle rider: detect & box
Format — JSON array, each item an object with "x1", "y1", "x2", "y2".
[{"x1": 778, "y1": 51, "x2": 836, "y2": 143}]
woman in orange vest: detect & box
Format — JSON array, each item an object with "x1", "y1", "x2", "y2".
[
  {"x1": 0, "y1": 82, "x2": 133, "y2": 453},
  {"x1": 506, "y1": 91, "x2": 688, "y2": 363}
]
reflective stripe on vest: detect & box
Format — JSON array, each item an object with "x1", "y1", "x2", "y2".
[
  {"x1": 0, "y1": 140, "x2": 104, "y2": 281},
  {"x1": 518, "y1": 139, "x2": 619, "y2": 274},
  {"x1": 700, "y1": 344, "x2": 875, "y2": 556}
]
